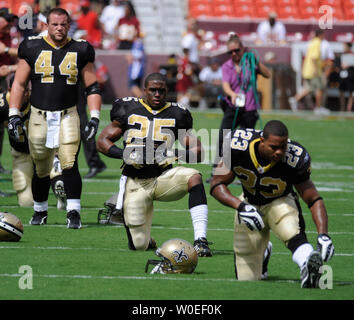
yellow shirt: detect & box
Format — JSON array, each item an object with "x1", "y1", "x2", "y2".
[{"x1": 302, "y1": 37, "x2": 322, "y2": 80}]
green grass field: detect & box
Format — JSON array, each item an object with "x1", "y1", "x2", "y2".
[{"x1": 1, "y1": 108, "x2": 354, "y2": 302}]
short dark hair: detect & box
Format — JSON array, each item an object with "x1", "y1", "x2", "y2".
[
  {"x1": 144, "y1": 73, "x2": 167, "y2": 88},
  {"x1": 47, "y1": 8, "x2": 71, "y2": 24},
  {"x1": 263, "y1": 120, "x2": 288, "y2": 139}
]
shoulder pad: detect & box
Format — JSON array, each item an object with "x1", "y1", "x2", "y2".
[
  {"x1": 110, "y1": 99, "x2": 127, "y2": 127},
  {"x1": 284, "y1": 140, "x2": 311, "y2": 170}
]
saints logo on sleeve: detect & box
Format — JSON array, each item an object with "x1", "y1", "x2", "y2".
[{"x1": 228, "y1": 129, "x2": 311, "y2": 205}]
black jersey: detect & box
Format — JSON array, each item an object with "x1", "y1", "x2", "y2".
[
  {"x1": 226, "y1": 128, "x2": 311, "y2": 205},
  {"x1": 111, "y1": 97, "x2": 193, "y2": 178},
  {"x1": 18, "y1": 36, "x2": 95, "y2": 111},
  {"x1": 0, "y1": 92, "x2": 30, "y2": 154}
]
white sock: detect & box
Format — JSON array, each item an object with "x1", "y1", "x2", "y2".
[
  {"x1": 66, "y1": 199, "x2": 81, "y2": 213},
  {"x1": 34, "y1": 201, "x2": 48, "y2": 212},
  {"x1": 189, "y1": 204, "x2": 208, "y2": 240},
  {"x1": 292, "y1": 243, "x2": 314, "y2": 269}
]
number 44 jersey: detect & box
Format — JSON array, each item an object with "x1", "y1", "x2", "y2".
[
  {"x1": 18, "y1": 36, "x2": 95, "y2": 111},
  {"x1": 225, "y1": 128, "x2": 312, "y2": 205}
]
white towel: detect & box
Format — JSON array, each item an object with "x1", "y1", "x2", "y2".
[
  {"x1": 45, "y1": 111, "x2": 61, "y2": 149},
  {"x1": 116, "y1": 175, "x2": 127, "y2": 210}
]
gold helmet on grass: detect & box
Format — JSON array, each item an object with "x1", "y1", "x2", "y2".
[{"x1": 145, "y1": 238, "x2": 198, "y2": 274}]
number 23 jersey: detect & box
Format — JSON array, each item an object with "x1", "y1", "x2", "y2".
[
  {"x1": 18, "y1": 36, "x2": 95, "y2": 111},
  {"x1": 227, "y1": 128, "x2": 312, "y2": 205}
]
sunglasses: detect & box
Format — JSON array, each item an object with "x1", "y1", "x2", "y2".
[{"x1": 227, "y1": 48, "x2": 241, "y2": 55}]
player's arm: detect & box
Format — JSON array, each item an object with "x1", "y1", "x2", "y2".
[
  {"x1": 211, "y1": 160, "x2": 264, "y2": 231},
  {"x1": 96, "y1": 120, "x2": 124, "y2": 158},
  {"x1": 7, "y1": 59, "x2": 30, "y2": 142},
  {"x1": 82, "y1": 62, "x2": 102, "y2": 141},
  {"x1": 295, "y1": 179, "x2": 328, "y2": 234},
  {"x1": 210, "y1": 160, "x2": 240, "y2": 209},
  {"x1": 295, "y1": 179, "x2": 334, "y2": 261},
  {"x1": 9, "y1": 59, "x2": 30, "y2": 113}
]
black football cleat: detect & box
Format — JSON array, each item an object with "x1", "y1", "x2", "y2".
[
  {"x1": 66, "y1": 210, "x2": 82, "y2": 229},
  {"x1": 29, "y1": 211, "x2": 48, "y2": 225},
  {"x1": 194, "y1": 237, "x2": 212, "y2": 257},
  {"x1": 300, "y1": 251, "x2": 323, "y2": 288}
]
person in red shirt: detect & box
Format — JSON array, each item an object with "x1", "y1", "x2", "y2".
[
  {"x1": 176, "y1": 48, "x2": 195, "y2": 107},
  {"x1": 77, "y1": 0, "x2": 102, "y2": 49},
  {"x1": 115, "y1": 1, "x2": 140, "y2": 50}
]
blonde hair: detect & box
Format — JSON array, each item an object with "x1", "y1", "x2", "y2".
[{"x1": 227, "y1": 32, "x2": 242, "y2": 47}]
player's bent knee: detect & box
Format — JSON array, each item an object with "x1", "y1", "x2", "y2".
[
  {"x1": 132, "y1": 235, "x2": 150, "y2": 251},
  {"x1": 12, "y1": 169, "x2": 29, "y2": 192},
  {"x1": 18, "y1": 190, "x2": 34, "y2": 207},
  {"x1": 274, "y1": 214, "x2": 300, "y2": 245}
]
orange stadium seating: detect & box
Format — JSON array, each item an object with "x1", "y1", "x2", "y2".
[
  {"x1": 213, "y1": 3, "x2": 236, "y2": 17},
  {"x1": 277, "y1": 5, "x2": 300, "y2": 19},
  {"x1": 276, "y1": 0, "x2": 298, "y2": 7},
  {"x1": 233, "y1": 0, "x2": 253, "y2": 5},
  {"x1": 190, "y1": 2, "x2": 213, "y2": 18},
  {"x1": 188, "y1": 0, "x2": 354, "y2": 21},
  {"x1": 232, "y1": 4, "x2": 256, "y2": 17}
]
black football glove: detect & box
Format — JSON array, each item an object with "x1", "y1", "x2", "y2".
[
  {"x1": 8, "y1": 115, "x2": 25, "y2": 142},
  {"x1": 237, "y1": 201, "x2": 265, "y2": 231},
  {"x1": 84, "y1": 117, "x2": 99, "y2": 141},
  {"x1": 317, "y1": 233, "x2": 334, "y2": 262}
]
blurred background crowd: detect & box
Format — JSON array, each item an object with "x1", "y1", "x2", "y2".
[{"x1": 0, "y1": 0, "x2": 353, "y2": 112}]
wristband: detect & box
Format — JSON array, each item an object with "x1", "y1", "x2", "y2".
[
  {"x1": 4, "y1": 47, "x2": 9, "y2": 53},
  {"x1": 107, "y1": 145, "x2": 124, "y2": 159},
  {"x1": 90, "y1": 109, "x2": 100, "y2": 120},
  {"x1": 308, "y1": 196, "x2": 323, "y2": 209},
  {"x1": 9, "y1": 108, "x2": 21, "y2": 117}
]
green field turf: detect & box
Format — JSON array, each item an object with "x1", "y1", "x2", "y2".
[{"x1": 0, "y1": 107, "x2": 353, "y2": 301}]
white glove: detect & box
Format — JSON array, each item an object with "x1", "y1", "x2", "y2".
[
  {"x1": 317, "y1": 234, "x2": 334, "y2": 262},
  {"x1": 237, "y1": 202, "x2": 265, "y2": 231}
]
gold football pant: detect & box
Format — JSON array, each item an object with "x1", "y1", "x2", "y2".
[
  {"x1": 123, "y1": 166, "x2": 200, "y2": 250},
  {"x1": 234, "y1": 193, "x2": 302, "y2": 281},
  {"x1": 28, "y1": 106, "x2": 80, "y2": 178}
]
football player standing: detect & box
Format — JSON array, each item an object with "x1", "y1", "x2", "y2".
[
  {"x1": 97, "y1": 72, "x2": 212, "y2": 256},
  {"x1": 210, "y1": 120, "x2": 334, "y2": 288},
  {"x1": 8, "y1": 8, "x2": 102, "y2": 229}
]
